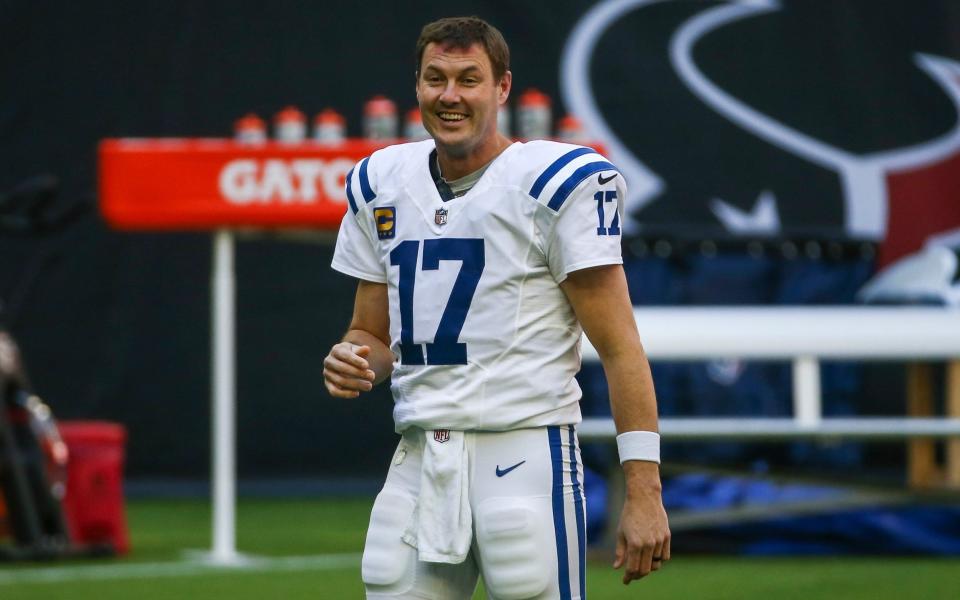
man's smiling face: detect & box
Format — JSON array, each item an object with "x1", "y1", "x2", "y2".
[{"x1": 416, "y1": 42, "x2": 510, "y2": 159}]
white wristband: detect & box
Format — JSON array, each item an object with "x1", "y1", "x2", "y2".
[{"x1": 616, "y1": 431, "x2": 661, "y2": 464}]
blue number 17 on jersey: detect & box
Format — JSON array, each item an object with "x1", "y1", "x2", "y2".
[{"x1": 389, "y1": 238, "x2": 485, "y2": 366}]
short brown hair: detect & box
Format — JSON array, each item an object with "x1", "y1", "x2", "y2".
[{"x1": 415, "y1": 16, "x2": 510, "y2": 81}]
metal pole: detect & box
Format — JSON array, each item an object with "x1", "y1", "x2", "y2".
[
  {"x1": 793, "y1": 355, "x2": 821, "y2": 427},
  {"x1": 211, "y1": 229, "x2": 237, "y2": 564}
]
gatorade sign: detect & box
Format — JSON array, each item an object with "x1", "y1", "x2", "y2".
[
  {"x1": 217, "y1": 158, "x2": 355, "y2": 205},
  {"x1": 99, "y1": 139, "x2": 389, "y2": 230}
]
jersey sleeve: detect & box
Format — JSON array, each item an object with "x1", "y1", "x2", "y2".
[
  {"x1": 330, "y1": 160, "x2": 387, "y2": 283},
  {"x1": 543, "y1": 166, "x2": 625, "y2": 283}
]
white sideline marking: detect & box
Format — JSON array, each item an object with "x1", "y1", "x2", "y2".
[{"x1": 0, "y1": 552, "x2": 361, "y2": 585}]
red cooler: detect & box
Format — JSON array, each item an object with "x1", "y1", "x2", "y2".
[{"x1": 58, "y1": 421, "x2": 130, "y2": 554}]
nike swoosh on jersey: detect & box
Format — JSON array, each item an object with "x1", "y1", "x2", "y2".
[
  {"x1": 597, "y1": 173, "x2": 617, "y2": 185},
  {"x1": 495, "y1": 460, "x2": 526, "y2": 477}
]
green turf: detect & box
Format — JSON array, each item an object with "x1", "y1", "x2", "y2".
[{"x1": 1, "y1": 498, "x2": 958, "y2": 599}]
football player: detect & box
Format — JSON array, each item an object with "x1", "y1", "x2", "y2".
[{"x1": 324, "y1": 16, "x2": 669, "y2": 599}]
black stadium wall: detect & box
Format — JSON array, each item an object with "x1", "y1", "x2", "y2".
[{"x1": 2, "y1": 0, "x2": 959, "y2": 480}]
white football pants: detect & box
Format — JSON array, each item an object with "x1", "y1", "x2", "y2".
[{"x1": 362, "y1": 426, "x2": 588, "y2": 600}]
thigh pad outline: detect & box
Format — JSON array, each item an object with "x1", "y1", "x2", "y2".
[
  {"x1": 475, "y1": 498, "x2": 552, "y2": 600},
  {"x1": 362, "y1": 487, "x2": 417, "y2": 590}
]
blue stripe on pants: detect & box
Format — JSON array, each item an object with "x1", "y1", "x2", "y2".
[
  {"x1": 549, "y1": 426, "x2": 572, "y2": 599},
  {"x1": 569, "y1": 425, "x2": 586, "y2": 599}
]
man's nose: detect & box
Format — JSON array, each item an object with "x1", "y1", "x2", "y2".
[{"x1": 439, "y1": 83, "x2": 461, "y2": 104}]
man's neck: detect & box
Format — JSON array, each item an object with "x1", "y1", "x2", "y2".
[{"x1": 436, "y1": 133, "x2": 512, "y2": 180}]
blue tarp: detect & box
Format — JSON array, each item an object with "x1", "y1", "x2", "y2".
[{"x1": 662, "y1": 474, "x2": 960, "y2": 555}]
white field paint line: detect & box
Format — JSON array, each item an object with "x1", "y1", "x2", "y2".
[{"x1": 0, "y1": 552, "x2": 362, "y2": 585}]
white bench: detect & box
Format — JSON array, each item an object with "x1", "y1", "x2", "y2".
[{"x1": 578, "y1": 307, "x2": 960, "y2": 487}]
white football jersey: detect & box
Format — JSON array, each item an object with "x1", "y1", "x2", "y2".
[{"x1": 332, "y1": 139, "x2": 624, "y2": 432}]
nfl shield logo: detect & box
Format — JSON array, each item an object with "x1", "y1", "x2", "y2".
[
  {"x1": 433, "y1": 429, "x2": 450, "y2": 443},
  {"x1": 434, "y1": 208, "x2": 448, "y2": 226}
]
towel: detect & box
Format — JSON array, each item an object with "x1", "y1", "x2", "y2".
[{"x1": 401, "y1": 429, "x2": 473, "y2": 564}]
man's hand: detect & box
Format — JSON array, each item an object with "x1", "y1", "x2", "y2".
[
  {"x1": 613, "y1": 462, "x2": 671, "y2": 584},
  {"x1": 323, "y1": 342, "x2": 376, "y2": 398}
]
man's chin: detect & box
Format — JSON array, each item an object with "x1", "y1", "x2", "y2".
[{"x1": 433, "y1": 134, "x2": 474, "y2": 159}]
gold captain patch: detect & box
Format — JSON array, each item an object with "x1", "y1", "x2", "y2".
[{"x1": 374, "y1": 207, "x2": 395, "y2": 240}]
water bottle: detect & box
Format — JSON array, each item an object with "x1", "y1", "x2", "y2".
[
  {"x1": 273, "y1": 106, "x2": 307, "y2": 143},
  {"x1": 517, "y1": 88, "x2": 551, "y2": 140},
  {"x1": 313, "y1": 108, "x2": 346, "y2": 144},
  {"x1": 404, "y1": 108, "x2": 430, "y2": 141},
  {"x1": 557, "y1": 114, "x2": 589, "y2": 144},
  {"x1": 233, "y1": 113, "x2": 267, "y2": 144},
  {"x1": 363, "y1": 95, "x2": 398, "y2": 140}
]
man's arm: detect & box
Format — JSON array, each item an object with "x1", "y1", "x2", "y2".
[
  {"x1": 323, "y1": 280, "x2": 394, "y2": 398},
  {"x1": 560, "y1": 264, "x2": 671, "y2": 584}
]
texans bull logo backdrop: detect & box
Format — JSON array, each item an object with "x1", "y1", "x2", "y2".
[{"x1": 562, "y1": 0, "x2": 960, "y2": 265}]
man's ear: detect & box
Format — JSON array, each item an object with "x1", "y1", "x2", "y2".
[{"x1": 499, "y1": 71, "x2": 513, "y2": 104}]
